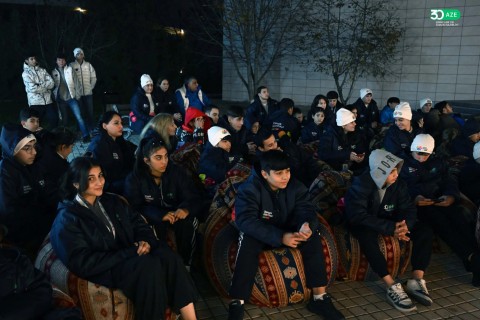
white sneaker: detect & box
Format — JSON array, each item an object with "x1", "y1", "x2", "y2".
[
  {"x1": 405, "y1": 278, "x2": 433, "y2": 306},
  {"x1": 386, "y1": 282, "x2": 417, "y2": 312}
]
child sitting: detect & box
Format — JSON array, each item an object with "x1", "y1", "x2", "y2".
[{"x1": 301, "y1": 108, "x2": 326, "y2": 144}]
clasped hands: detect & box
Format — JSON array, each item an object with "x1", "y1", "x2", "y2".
[
  {"x1": 394, "y1": 220, "x2": 410, "y2": 241},
  {"x1": 162, "y1": 208, "x2": 189, "y2": 224},
  {"x1": 282, "y1": 222, "x2": 313, "y2": 248}
]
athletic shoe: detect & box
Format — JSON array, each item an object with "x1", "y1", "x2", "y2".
[
  {"x1": 386, "y1": 282, "x2": 416, "y2": 312},
  {"x1": 405, "y1": 278, "x2": 433, "y2": 306},
  {"x1": 307, "y1": 294, "x2": 345, "y2": 320},
  {"x1": 227, "y1": 300, "x2": 244, "y2": 320}
]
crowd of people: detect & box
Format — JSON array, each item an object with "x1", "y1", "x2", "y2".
[{"x1": 0, "y1": 51, "x2": 479, "y2": 320}]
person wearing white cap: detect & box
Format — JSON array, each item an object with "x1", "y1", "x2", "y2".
[
  {"x1": 317, "y1": 108, "x2": 367, "y2": 173},
  {"x1": 400, "y1": 134, "x2": 480, "y2": 287},
  {"x1": 198, "y1": 126, "x2": 239, "y2": 187},
  {"x1": 384, "y1": 102, "x2": 423, "y2": 159},
  {"x1": 70, "y1": 47, "x2": 97, "y2": 132},
  {"x1": 352, "y1": 88, "x2": 380, "y2": 138},
  {"x1": 345, "y1": 149, "x2": 434, "y2": 312},
  {"x1": 129, "y1": 74, "x2": 161, "y2": 134},
  {"x1": 418, "y1": 98, "x2": 433, "y2": 114}
]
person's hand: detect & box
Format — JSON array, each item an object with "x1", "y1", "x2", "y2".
[
  {"x1": 173, "y1": 113, "x2": 182, "y2": 121},
  {"x1": 371, "y1": 121, "x2": 378, "y2": 129},
  {"x1": 434, "y1": 195, "x2": 455, "y2": 207},
  {"x1": 174, "y1": 208, "x2": 189, "y2": 220},
  {"x1": 350, "y1": 152, "x2": 364, "y2": 163},
  {"x1": 394, "y1": 220, "x2": 410, "y2": 241},
  {"x1": 247, "y1": 142, "x2": 256, "y2": 155},
  {"x1": 282, "y1": 232, "x2": 306, "y2": 248},
  {"x1": 134, "y1": 241, "x2": 151, "y2": 255},
  {"x1": 162, "y1": 212, "x2": 177, "y2": 224},
  {"x1": 417, "y1": 118, "x2": 424, "y2": 128},
  {"x1": 414, "y1": 195, "x2": 434, "y2": 206},
  {"x1": 298, "y1": 222, "x2": 313, "y2": 240}
]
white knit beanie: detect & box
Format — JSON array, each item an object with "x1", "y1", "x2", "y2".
[
  {"x1": 411, "y1": 134, "x2": 435, "y2": 154},
  {"x1": 336, "y1": 108, "x2": 356, "y2": 126},
  {"x1": 140, "y1": 74, "x2": 153, "y2": 88},
  {"x1": 73, "y1": 48, "x2": 84, "y2": 57},
  {"x1": 419, "y1": 98, "x2": 433, "y2": 109},
  {"x1": 393, "y1": 102, "x2": 413, "y2": 120},
  {"x1": 208, "y1": 126, "x2": 231, "y2": 146},
  {"x1": 473, "y1": 141, "x2": 480, "y2": 161},
  {"x1": 360, "y1": 88, "x2": 372, "y2": 99}
]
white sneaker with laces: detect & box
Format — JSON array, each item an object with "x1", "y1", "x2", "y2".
[
  {"x1": 405, "y1": 278, "x2": 432, "y2": 306},
  {"x1": 386, "y1": 282, "x2": 417, "y2": 312}
]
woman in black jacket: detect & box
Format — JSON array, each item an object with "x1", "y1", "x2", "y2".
[
  {"x1": 87, "y1": 111, "x2": 136, "y2": 194},
  {"x1": 50, "y1": 157, "x2": 198, "y2": 320},
  {"x1": 157, "y1": 76, "x2": 183, "y2": 126},
  {"x1": 124, "y1": 138, "x2": 200, "y2": 267}
]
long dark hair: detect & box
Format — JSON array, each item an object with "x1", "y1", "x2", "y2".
[
  {"x1": 98, "y1": 111, "x2": 121, "y2": 133},
  {"x1": 59, "y1": 157, "x2": 104, "y2": 201},
  {"x1": 133, "y1": 137, "x2": 168, "y2": 178}
]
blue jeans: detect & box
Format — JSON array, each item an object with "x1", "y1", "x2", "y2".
[
  {"x1": 30, "y1": 103, "x2": 58, "y2": 130},
  {"x1": 79, "y1": 95, "x2": 94, "y2": 132},
  {"x1": 57, "y1": 98, "x2": 89, "y2": 137}
]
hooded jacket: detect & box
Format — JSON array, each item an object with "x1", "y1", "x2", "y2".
[
  {"x1": 22, "y1": 63, "x2": 54, "y2": 106},
  {"x1": 124, "y1": 163, "x2": 201, "y2": 224},
  {"x1": 301, "y1": 120, "x2": 325, "y2": 144},
  {"x1": 198, "y1": 140, "x2": 240, "y2": 185},
  {"x1": 268, "y1": 109, "x2": 300, "y2": 143},
  {"x1": 51, "y1": 64, "x2": 80, "y2": 101},
  {"x1": 384, "y1": 124, "x2": 423, "y2": 159},
  {"x1": 0, "y1": 124, "x2": 52, "y2": 246},
  {"x1": 234, "y1": 168, "x2": 319, "y2": 248},
  {"x1": 50, "y1": 193, "x2": 158, "y2": 287},
  {"x1": 217, "y1": 116, "x2": 249, "y2": 160},
  {"x1": 69, "y1": 60, "x2": 96, "y2": 96},
  {"x1": 176, "y1": 107, "x2": 209, "y2": 147},
  {"x1": 345, "y1": 149, "x2": 417, "y2": 235},
  {"x1": 129, "y1": 86, "x2": 161, "y2": 134}
]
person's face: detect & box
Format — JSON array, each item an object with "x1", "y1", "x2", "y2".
[
  {"x1": 145, "y1": 147, "x2": 169, "y2": 176},
  {"x1": 187, "y1": 79, "x2": 198, "y2": 91},
  {"x1": 75, "y1": 52, "x2": 84, "y2": 62},
  {"x1": 384, "y1": 168, "x2": 399, "y2": 186},
  {"x1": 251, "y1": 122, "x2": 260, "y2": 134},
  {"x1": 102, "y1": 115, "x2": 123, "y2": 139},
  {"x1": 342, "y1": 121, "x2": 356, "y2": 132},
  {"x1": 363, "y1": 93, "x2": 373, "y2": 104},
  {"x1": 328, "y1": 99, "x2": 337, "y2": 108},
  {"x1": 14, "y1": 141, "x2": 37, "y2": 165},
  {"x1": 412, "y1": 151, "x2": 431, "y2": 163},
  {"x1": 260, "y1": 134, "x2": 279, "y2": 152},
  {"x1": 259, "y1": 88, "x2": 269, "y2": 101},
  {"x1": 350, "y1": 109, "x2": 358, "y2": 118},
  {"x1": 294, "y1": 113, "x2": 303, "y2": 123},
  {"x1": 207, "y1": 108, "x2": 220, "y2": 124},
  {"x1": 21, "y1": 117, "x2": 40, "y2": 132},
  {"x1": 143, "y1": 83, "x2": 154, "y2": 94},
  {"x1": 422, "y1": 103, "x2": 432, "y2": 113},
  {"x1": 217, "y1": 139, "x2": 232, "y2": 152},
  {"x1": 443, "y1": 104, "x2": 453, "y2": 114},
  {"x1": 261, "y1": 168, "x2": 291, "y2": 191},
  {"x1": 25, "y1": 57, "x2": 37, "y2": 67},
  {"x1": 56, "y1": 58, "x2": 66, "y2": 68},
  {"x1": 318, "y1": 98, "x2": 327, "y2": 109},
  {"x1": 82, "y1": 166, "x2": 105, "y2": 201},
  {"x1": 58, "y1": 144, "x2": 74, "y2": 158},
  {"x1": 313, "y1": 112, "x2": 325, "y2": 125},
  {"x1": 159, "y1": 79, "x2": 169, "y2": 92},
  {"x1": 167, "y1": 119, "x2": 177, "y2": 136},
  {"x1": 395, "y1": 117, "x2": 411, "y2": 131},
  {"x1": 228, "y1": 116, "x2": 243, "y2": 131},
  {"x1": 469, "y1": 133, "x2": 480, "y2": 143}
]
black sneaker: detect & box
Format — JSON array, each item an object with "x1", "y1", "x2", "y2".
[
  {"x1": 228, "y1": 300, "x2": 244, "y2": 320},
  {"x1": 307, "y1": 294, "x2": 345, "y2": 320},
  {"x1": 386, "y1": 282, "x2": 416, "y2": 312},
  {"x1": 404, "y1": 278, "x2": 432, "y2": 306}
]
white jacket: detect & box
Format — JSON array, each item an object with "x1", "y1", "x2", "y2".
[
  {"x1": 69, "y1": 60, "x2": 96, "y2": 96},
  {"x1": 22, "y1": 63, "x2": 54, "y2": 106},
  {"x1": 52, "y1": 65, "x2": 80, "y2": 100}
]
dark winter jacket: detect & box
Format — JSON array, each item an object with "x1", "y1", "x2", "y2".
[
  {"x1": 384, "y1": 125, "x2": 423, "y2": 159},
  {"x1": 459, "y1": 158, "x2": 480, "y2": 203},
  {"x1": 87, "y1": 133, "x2": 136, "y2": 194},
  {"x1": 217, "y1": 117, "x2": 249, "y2": 160},
  {"x1": 317, "y1": 125, "x2": 368, "y2": 171},
  {"x1": 157, "y1": 88, "x2": 180, "y2": 115},
  {"x1": 36, "y1": 145, "x2": 69, "y2": 206},
  {"x1": 345, "y1": 170, "x2": 417, "y2": 235},
  {"x1": 234, "y1": 169, "x2": 319, "y2": 248},
  {"x1": 130, "y1": 86, "x2": 161, "y2": 134},
  {"x1": 301, "y1": 121, "x2": 325, "y2": 144},
  {"x1": 353, "y1": 97, "x2": 380, "y2": 131},
  {"x1": 124, "y1": 163, "x2": 201, "y2": 224},
  {"x1": 198, "y1": 141, "x2": 240, "y2": 185},
  {"x1": 268, "y1": 109, "x2": 300, "y2": 143},
  {"x1": 450, "y1": 135, "x2": 475, "y2": 158},
  {"x1": 245, "y1": 95, "x2": 277, "y2": 129},
  {"x1": 400, "y1": 154, "x2": 460, "y2": 200},
  {"x1": 50, "y1": 193, "x2": 158, "y2": 287}
]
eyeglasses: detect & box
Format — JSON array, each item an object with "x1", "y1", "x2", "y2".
[
  {"x1": 20, "y1": 144, "x2": 36, "y2": 154},
  {"x1": 416, "y1": 152, "x2": 430, "y2": 156}
]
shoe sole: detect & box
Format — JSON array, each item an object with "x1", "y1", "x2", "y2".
[
  {"x1": 405, "y1": 289, "x2": 433, "y2": 306},
  {"x1": 387, "y1": 297, "x2": 417, "y2": 313}
]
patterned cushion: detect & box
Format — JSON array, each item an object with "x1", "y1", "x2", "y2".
[
  {"x1": 35, "y1": 236, "x2": 176, "y2": 320},
  {"x1": 333, "y1": 225, "x2": 412, "y2": 281},
  {"x1": 170, "y1": 142, "x2": 201, "y2": 174},
  {"x1": 203, "y1": 172, "x2": 338, "y2": 308}
]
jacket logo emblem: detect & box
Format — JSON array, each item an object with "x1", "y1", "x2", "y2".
[
  {"x1": 144, "y1": 195, "x2": 154, "y2": 202},
  {"x1": 383, "y1": 204, "x2": 395, "y2": 211},
  {"x1": 23, "y1": 185, "x2": 32, "y2": 193},
  {"x1": 112, "y1": 152, "x2": 119, "y2": 159},
  {"x1": 408, "y1": 167, "x2": 417, "y2": 173},
  {"x1": 337, "y1": 146, "x2": 343, "y2": 151},
  {"x1": 262, "y1": 210, "x2": 273, "y2": 219}
]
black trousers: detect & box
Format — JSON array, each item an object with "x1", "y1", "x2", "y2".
[
  {"x1": 418, "y1": 203, "x2": 477, "y2": 262},
  {"x1": 350, "y1": 221, "x2": 433, "y2": 278},
  {"x1": 229, "y1": 231, "x2": 328, "y2": 301},
  {"x1": 110, "y1": 244, "x2": 198, "y2": 320}
]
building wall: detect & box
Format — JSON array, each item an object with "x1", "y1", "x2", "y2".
[{"x1": 222, "y1": 0, "x2": 480, "y2": 108}]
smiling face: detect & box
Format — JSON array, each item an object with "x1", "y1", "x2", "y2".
[
  {"x1": 145, "y1": 146, "x2": 169, "y2": 177},
  {"x1": 81, "y1": 166, "x2": 105, "y2": 204},
  {"x1": 395, "y1": 117, "x2": 411, "y2": 131},
  {"x1": 261, "y1": 168, "x2": 291, "y2": 191},
  {"x1": 342, "y1": 121, "x2": 356, "y2": 133},
  {"x1": 102, "y1": 115, "x2": 123, "y2": 139}
]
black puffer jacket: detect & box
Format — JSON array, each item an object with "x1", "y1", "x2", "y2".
[
  {"x1": 50, "y1": 193, "x2": 158, "y2": 287},
  {"x1": 384, "y1": 124, "x2": 423, "y2": 159},
  {"x1": 234, "y1": 169, "x2": 319, "y2": 248}
]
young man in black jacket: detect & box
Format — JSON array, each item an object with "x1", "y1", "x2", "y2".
[
  {"x1": 345, "y1": 149, "x2": 434, "y2": 313},
  {"x1": 227, "y1": 150, "x2": 344, "y2": 320}
]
